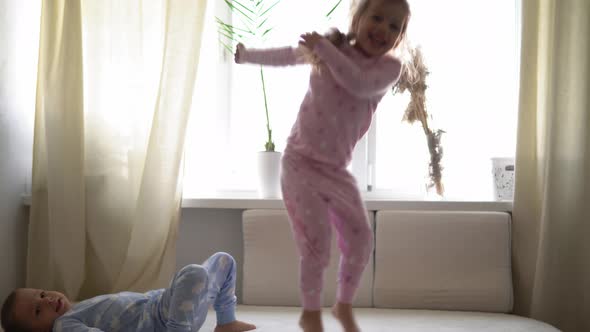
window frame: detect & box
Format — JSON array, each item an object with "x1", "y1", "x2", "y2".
[{"x1": 183, "y1": 0, "x2": 522, "y2": 201}]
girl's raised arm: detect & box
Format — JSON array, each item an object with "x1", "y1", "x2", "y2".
[{"x1": 235, "y1": 43, "x2": 307, "y2": 67}]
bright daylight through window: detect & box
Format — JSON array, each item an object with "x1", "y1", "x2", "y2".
[{"x1": 183, "y1": 0, "x2": 521, "y2": 201}]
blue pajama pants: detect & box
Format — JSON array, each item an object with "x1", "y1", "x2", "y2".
[{"x1": 159, "y1": 252, "x2": 237, "y2": 331}]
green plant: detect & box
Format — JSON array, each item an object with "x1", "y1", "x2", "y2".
[{"x1": 217, "y1": 0, "x2": 343, "y2": 152}]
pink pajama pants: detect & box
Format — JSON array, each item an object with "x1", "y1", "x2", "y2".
[{"x1": 280, "y1": 150, "x2": 374, "y2": 310}]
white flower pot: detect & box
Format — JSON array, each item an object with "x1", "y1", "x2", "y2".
[{"x1": 257, "y1": 151, "x2": 282, "y2": 198}]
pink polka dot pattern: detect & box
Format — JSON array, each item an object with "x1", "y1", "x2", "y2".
[
  {"x1": 281, "y1": 152, "x2": 374, "y2": 310},
  {"x1": 240, "y1": 37, "x2": 401, "y2": 312}
]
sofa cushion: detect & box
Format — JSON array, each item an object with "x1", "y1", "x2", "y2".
[
  {"x1": 242, "y1": 209, "x2": 374, "y2": 307},
  {"x1": 201, "y1": 306, "x2": 560, "y2": 331},
  {"x1": 374, "y1": 210, "x2": 513, "y2": 313}
]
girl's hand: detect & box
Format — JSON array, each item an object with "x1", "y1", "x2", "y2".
[
  {"x1": 235, "y1": 43, "x2": 246, "y2": 64},
  {"x1": 299, "y1": 32, "x2": 323, "y2": 51}
]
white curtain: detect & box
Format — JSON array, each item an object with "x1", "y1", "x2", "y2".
[
  {"x1": 512, "y1": 0, "x2": 589, "y2": 331},
  {"x1": 28, "y1": 0, "x2": 208, "y2": 299}
]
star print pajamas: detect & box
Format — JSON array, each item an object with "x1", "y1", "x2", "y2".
[
  {"x1": 53, "y1": 252, "x2": 237, "y2": 332},
  {"x1": 239, "y1": 38, "x2": 401, "y2": 310}
]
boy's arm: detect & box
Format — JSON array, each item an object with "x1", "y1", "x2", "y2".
[
  {"x1": 53, "y1": 317, "x2": 105, "y2": 332},
  {"x1": 314, "y1": 38, "x2": 402, "y2": 98},
  {"x1": 235, "y1": 44, "x2": 307, "y2": 67}
]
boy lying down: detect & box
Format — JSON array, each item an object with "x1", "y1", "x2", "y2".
[{"x1": 1, "y1": 252, "x2": 255, "y2": 332}]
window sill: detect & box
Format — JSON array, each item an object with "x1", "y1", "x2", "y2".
[
  {"x1": 22, "y1": 194, "x2": 513, "y2": 212},
  {"x1": 180, "y1": 192, "x2": 513, "y2": 211}
]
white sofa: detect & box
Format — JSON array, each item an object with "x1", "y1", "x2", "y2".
[{"x1": 202, "y1": 209, "x2": 559, "y2": 331}]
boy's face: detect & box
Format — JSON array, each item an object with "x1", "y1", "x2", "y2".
[{"x1": 12, "y1": 288, "x2": 72, "y2": 332}]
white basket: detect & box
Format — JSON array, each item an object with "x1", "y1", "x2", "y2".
[{"x1": 491, "y1": 157, "x2": 515, "y2": 201}]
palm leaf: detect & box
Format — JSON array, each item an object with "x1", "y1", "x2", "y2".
[
  {"x1": 257, "y1": 17, "x2": 269, "y2": 29},
  {"x1": 223, "y1": 0, "x2": 254, "y2": 23},
  {"x1": 259, "y1": 0, "x2": 281, "y2": 17},
  {"x1": 219, "y1": 39, "x2": 234, "y2": 53},
  {"x1": 216, "y1": 18, "x2": 252, "y2": 40},
  {"x1": 218, "y1": 30, "x2": 241, "y2": 44},
  {"x1": 261, "y1": 27, "x2": 274, "y2": 37},
  {"x1": 326, "y1": 0, "x2": 343, "y2": 18}
]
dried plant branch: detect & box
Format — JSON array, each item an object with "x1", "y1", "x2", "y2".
[{"x1": 394, "y1": 47, "x2": 445, "y2": 196}]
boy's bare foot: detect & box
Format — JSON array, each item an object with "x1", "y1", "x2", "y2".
[
  {"x1": 332, "y1": 302, "x2": 360, "y2": 332},
  {"x1": 299, "y1": 310, "x2": 324, "y2": 332},
  {"x1": 214, "y1": 320, "x2": 256, "y2": 332}
]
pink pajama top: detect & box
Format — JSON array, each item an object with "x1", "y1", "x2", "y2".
[{"x1": 238, "y1": 38, "x2": 402, "y2": 167}]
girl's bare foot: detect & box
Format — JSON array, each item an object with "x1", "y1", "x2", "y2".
[
  {"x1": 299, "y1": 310, "x2": 324, "y2": 332},
  {"x1": 214, "y1": 320, "x2": 256, "y2": 332},
  {"x1": 332, "y1": 302, "x2": 360, "y2": 332}
]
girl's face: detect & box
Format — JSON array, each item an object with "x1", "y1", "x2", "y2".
[
  {"x1": 13, "y1": 288, "x2": 72, "y2": 332},
  {"x1": 354, "y1": 0, "x2": 408, "y2": 57}
]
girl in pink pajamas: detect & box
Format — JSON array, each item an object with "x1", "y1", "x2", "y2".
[{"x1": 235, "y1": 0, "x2": 411, "y2": 331}]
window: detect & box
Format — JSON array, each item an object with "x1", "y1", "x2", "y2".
[{"x1": 183, "y1": 0, "x2": 521, "y2": 201}]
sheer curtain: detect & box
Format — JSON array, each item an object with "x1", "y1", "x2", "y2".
[
  {"x1": 512, "y1": 0, "x2": 589, "y2": 330},
  {"x1": 28, "y1": 0, "x2": 208, "y2": 299}
]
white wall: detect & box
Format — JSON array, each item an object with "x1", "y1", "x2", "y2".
[{"x1": 0, "y1": 1, "x2": 40, "y2": 301}]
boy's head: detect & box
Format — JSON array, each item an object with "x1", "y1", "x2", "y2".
[{"x1": 2, "y1": 288, "x2": 72, "y2": 332}]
